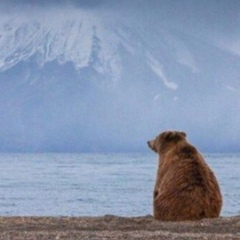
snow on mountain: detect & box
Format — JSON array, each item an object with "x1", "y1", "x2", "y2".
[
  {"x1": 0, "y1": 6, "x2": 198, "y2": 88},
  {"x1": 146, "y1": 52, "x2": 178, "y2": 90},
  {"x1": 0, "y1": 9, "x2": 120, "y2": 82},
  {"x1": 0, "y1": 2, "x2": 240, "y2": 153}
]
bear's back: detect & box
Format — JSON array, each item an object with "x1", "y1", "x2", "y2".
[{"x1": 154, "y1": 142, "x2": 222, "y2": 221}]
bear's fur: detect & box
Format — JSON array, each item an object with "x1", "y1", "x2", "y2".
[{"x1": 147, "y1": 130, "x2": 222, "y2": 221}]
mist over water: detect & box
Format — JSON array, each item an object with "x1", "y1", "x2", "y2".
[{"x1": 0, "y1": 0, "x2": 240, "y2": 152}]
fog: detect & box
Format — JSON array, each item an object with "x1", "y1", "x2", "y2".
[{"x1": 0, "y1": 0, "x2": 240, "y2": 153}]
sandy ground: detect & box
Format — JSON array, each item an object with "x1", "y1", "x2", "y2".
[{"x1": 0, "y1": 215, "x2": 240, "y2": 240}]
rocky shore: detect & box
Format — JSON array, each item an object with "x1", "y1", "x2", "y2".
[{"x1": 0, "y1": 215, "x2": 239, "y2": 240}]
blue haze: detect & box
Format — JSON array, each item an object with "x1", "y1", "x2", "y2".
[{"x1": 0, "y1": 1, "x2": 240, "y2": 152}]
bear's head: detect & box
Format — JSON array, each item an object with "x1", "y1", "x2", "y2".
[{"x1": 147, "y1": 130, "x2": 186, "y2": 154}]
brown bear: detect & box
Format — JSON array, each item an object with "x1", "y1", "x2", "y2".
[{"x1": 147, "y1": 130, "x2": 222, "y2": 221}]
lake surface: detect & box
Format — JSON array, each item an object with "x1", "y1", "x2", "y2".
[{"x1": 0, "y1": 153, "x2": 239, "y2": 216}]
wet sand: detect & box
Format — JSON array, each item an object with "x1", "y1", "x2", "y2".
[{"x1": 0, "y1": 215, "x2": 240, "y2": 239}]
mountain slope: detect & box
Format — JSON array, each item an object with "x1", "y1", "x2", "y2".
[{"x1": 0, "y1": 3, "x2": 240, "y2": 152}]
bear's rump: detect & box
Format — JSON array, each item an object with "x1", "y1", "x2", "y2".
[{"x1": 154, "y1": 185, "x2": 213, "y2": 221}]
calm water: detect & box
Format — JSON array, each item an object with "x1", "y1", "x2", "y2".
[{"x1": 0, "y1": 153, "x2": 239, "y2": 216}]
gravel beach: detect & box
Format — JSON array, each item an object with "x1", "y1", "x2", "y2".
[{"x1": 0, "y1": 215, "x2": 240, "y2": 240}]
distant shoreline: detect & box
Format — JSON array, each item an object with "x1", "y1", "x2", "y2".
[{"x1": 0, "y1": 215, "x2": 239, "y2": 239}]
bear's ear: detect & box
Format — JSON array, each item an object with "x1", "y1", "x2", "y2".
[
  {"x1": 179, "y1": 131, "x2": 186, "y2": 138},
  {"x1": 163, "y1": 131, "x2": 186, "y2": 141},
  {"x1": 164, "y1": 131, "x2": 177, "y2": 141}
]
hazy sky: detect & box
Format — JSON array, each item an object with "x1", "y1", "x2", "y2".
[
  {"x1": 1, "y1": 0, "x2": 240, "y2": 47},
  {"x1": 1, "y1": 0, "x2": 240, "y2": 46}
]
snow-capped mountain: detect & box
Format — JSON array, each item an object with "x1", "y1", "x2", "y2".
[
  {"x1": 0, "y1": 1, "x2": 240, "y2": 152},
  {"x1": 0, "y1": 7, "x2": 187, "y2": 88}
]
